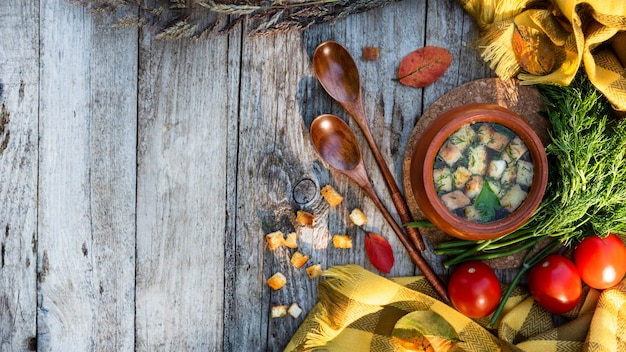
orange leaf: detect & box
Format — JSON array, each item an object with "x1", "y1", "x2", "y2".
[
  {"x1": 397, "y1": 46, "x2": 452, "y2": 88},
  {"x1": 365, "y1": 232, "x2": 394, "y2": 273}
]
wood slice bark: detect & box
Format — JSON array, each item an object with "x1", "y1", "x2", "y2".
[{"x1": 135, "y1": 29, "x2": 229, "y2": 351}]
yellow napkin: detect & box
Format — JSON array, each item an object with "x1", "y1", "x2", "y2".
[
  {"x1": 285, "y1": 265, "x2": 626, "y2": 351},
  {"x1": 456, "y1": 0, "x2": 626, "y2": 111}
]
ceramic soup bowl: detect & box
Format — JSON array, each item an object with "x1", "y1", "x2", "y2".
[{"x1": 409, "y1": 103, "x2": 548, "y2": 240}]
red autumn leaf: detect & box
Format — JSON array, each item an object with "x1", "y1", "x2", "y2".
[
  {"x1": 397, "y1": 46, "x2": 452, "y2": 88},
  {"x1": 365, "y1": 232, "x2": 394, "y2": 273}
]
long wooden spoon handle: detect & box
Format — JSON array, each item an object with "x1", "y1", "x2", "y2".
[
  {"x1": 352, "y1": 101, "x2": 426, "y2": 251},
  {"x1": 391, "y1": 192, "x2": 425, "y2": 251},
  {"x1": 407, "y1": 249, "x2": 450, "y2": 305}
]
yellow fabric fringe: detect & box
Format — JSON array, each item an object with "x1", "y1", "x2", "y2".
[{"x1": 460, "y1": 0, "x2": 626, "y2": 111}]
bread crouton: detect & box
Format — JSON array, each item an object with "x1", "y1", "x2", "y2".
[
  {"x1": 320, "y1": 185, "x2": 344, "y2": 207},
  {"x1": 349, "y1": 208, "x2": 368, "y2": 226},
  {"x1": 265, "y1": 231, "x2": 285, "y2": 250},
  {"x1": 290, "y1": 251, "x2": 310, "y2": 269},
  {"x1": 267, "y1": 272, "x2": 287, "y2": 290},
  {"x1": 284, "y1": 232, "x2": 298, "y2": 249},
  {"x1": 288, "y1": 303, "x2": 303, "y2": 318},
  {"x1": 271, "y1": 305, "x2": 287, "y2": 318},
  {"x1": 305, "y1": 264, "x2": 323, "y2": 279},
  {"x1": 333, "y1": 234, "x2": 353, "y2": 249},
  {"x1": 296, "y1": 210, "x2": 315, "y2": 227}
]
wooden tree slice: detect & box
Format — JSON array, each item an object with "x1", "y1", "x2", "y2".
[{"x1": 402, "y1": 78, "x2": 551, "y2": 269}]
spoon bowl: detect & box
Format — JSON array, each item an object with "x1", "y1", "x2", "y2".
[
  {"x1": 313, "y1": 42, "x2": 361, "y2": 104},
  {"x1": 310, "y1": 115, "x2": 361, "y2": 172}
]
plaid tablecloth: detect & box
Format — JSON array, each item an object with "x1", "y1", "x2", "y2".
[{"x1": 286, "y1": 265, "x2": 625, "y2": 351}]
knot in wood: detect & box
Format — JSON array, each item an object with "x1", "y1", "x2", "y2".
[{"x1": 292, "y1": 178, "x2": 317, "y2": 205}]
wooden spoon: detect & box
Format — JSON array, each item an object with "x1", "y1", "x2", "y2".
[
  {"x1": 310, "y1": 114, "x2": 449, "y2": 304},
  {"x1": 313, "y1": 41, "x2": 425, "y2": 252}
]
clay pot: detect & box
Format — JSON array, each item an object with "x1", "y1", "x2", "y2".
[{"x1": 409, "y1": 103, "x2": 548, "y2": 240}]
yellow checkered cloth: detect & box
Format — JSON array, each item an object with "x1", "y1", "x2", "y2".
[
  {"x1": 456, "y1": 0, "x2": 626, "y2": 111},
  {"x1": 285, "y1": 265, "x2": 626, "y2": 351}
]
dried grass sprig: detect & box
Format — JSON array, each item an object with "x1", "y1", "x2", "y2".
[{"x1": 71, "y1": 0, "x2": 400, "y2": 39}]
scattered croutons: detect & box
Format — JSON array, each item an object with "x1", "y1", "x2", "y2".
[
  {"x1": 267, "y1": 272, "x2": 287, "y2": 290},
  {"x1": 290, "y1": 251, "x2": 310, "y2": 269},
  {"x1": 305, "y1": 264, "x2": 323, "y2": 279},
  {"x1": 320, "y1": 185, "x2": 344, "y2": 207},
  {"x1": 288, "y1": 303, "x2": 303, "y2": 318},
  {"x1": 464, "y1": 205, "x2": 482, "y2": 222},
  {"x1": 500, "y1": 166, "x2": 517, "y2": 187},
  {"x1": 271, "y1": 305, "x2": 288, "y2": 318},
  {"x1": 284, "y1": 232, "x2": 298, "y2": 249},
  {"x1": 477, "y1": 123, "x2": 509, "y2": 151},
  {"x1": 296, "y1": 210, "x2": 315, "y2": 227},
  {"x1": 349, "y1": 208, "x2": 368, "y2": 226},
  {"x1": 333, "y1": 234, "x2": 353, "y2": 249},
  {"x1": 487, "y1": 159, "x2": 507, "y2": 179},
  {"x1": 265, "y1": 231, "x2": 285, "y2": 250}
]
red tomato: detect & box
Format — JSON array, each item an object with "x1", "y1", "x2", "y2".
[
  {"x1": 448, "y1": 261, "x2": 501, "y2": 318},
  {"x1": 574, "y1": 233, "x2": 626, "y2": 289},
  {"x1": 528, "y1": 254, "x2": 581, "y2": 314}
]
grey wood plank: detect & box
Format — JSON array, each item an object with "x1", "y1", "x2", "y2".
[
  {"x1": 37, "y1": 2, "x2": 138, "y2": 350},
  {"x1": 0, "y1": 1, "x2": 39, "y2": 350},
  {"x1": 227, "y1": 31, "x2": 323, "y2": 352},
  {"x1": 135, "y1": 30, "x2": 229, "y2": 351},
  {"x1": 223, "y1": 26, "x2": 243, "y2": 352},
  {"x1": 424, "y1": 0, "x2": 494, "y2": 108}
]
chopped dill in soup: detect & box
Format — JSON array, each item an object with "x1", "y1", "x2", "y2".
[{"x1": 433, "y1": 122, "x2": 533, "y2": 223}]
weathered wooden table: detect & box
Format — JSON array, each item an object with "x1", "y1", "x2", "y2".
[{"x1": 1, "y1": 1, "x2": 495, "y2": 350}]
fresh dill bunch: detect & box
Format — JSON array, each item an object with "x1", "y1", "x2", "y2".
[{"x1": 535, "y1": 73, "x2": 626, "y2": 243}]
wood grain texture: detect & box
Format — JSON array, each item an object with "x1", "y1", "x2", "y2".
[
  {"x1": 37, "y1": 1, "x2": 137, "y2": 350},
  {"x1": 0, "y1": 1, "x2": 39, "y2": 350},
  {"x1": 135, "y1": 28, "x2": 229, "y2": 351}
]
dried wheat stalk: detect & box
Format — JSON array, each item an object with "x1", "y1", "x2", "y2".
[{"x1": 72, "y1": 0, "x2": 401, "y2": 39}]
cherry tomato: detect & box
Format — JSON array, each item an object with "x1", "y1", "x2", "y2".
[
  {"x1": 448, "y1": 261, "x2": 501, "y2": 318},
  {"x1": 574, "y1": 233, "x2": 626, "y2": 289},
  {"x1": 528, "y1": 254, "x2": 581, "y2": 314}
]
